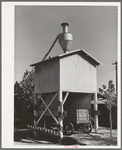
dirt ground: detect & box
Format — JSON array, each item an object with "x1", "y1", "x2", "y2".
[
  {"x1": 72, "y1": 127, "x2": 117, "y2": 146},
  {"x1": 14, "y1": 126, "x2": 117, "y2": 146}
]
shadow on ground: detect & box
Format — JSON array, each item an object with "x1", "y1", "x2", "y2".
[
  {"x1": 28, "y1": 133, "x2": 86, "y2": 145},
  {"x1": 14, "y1": 129, "x2": 86, "y2": 145},
  {"x1": 62, "y1": 137, "x2": 87, "y2": 145},
  {"x1": 77, "y1": 134, "x2": 117, "y2": 146},
  {"x1": 14, "y1": 128, "x2": 117, "y2": 146}
]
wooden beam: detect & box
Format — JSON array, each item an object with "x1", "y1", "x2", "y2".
[
  {"x1": 36, "y1": 93, "x2": 58, "y2": 125},
  {"x1": 34, "y1": 94, "x2": 38, "y2": 138},
  {"x1": 38, "y1": 111, "x2": 67, "y2": 117},
  {"x1": 58, "y1": 90, "x2": 63, "y2": 143},
  {"x1": 94, "y1": 92, "x2": 98, "y2": 133},
  {"x1": 62, "y1": 91, "x2": 69, "y2": 105},
  {"x1": 39, "y1": 96, "x2": 59, "y2": 125}
]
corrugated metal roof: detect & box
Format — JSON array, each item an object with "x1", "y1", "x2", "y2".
[{"x1": 30, "y1": 49, "x2": 101, "y2": 66}]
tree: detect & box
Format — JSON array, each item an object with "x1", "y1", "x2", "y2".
[
  {"x1": 99, "y1": 80, "x2": 117, "y2": 137},
  {"x1": 15, "y1": 68, "x2": 35, "y2": 127},
  {"x1": 19, "y1": 68, "x2": 35, "y2": 112}
]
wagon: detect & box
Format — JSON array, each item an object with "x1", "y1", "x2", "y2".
[
  {"x1": 63, "y1": 93, "x2": 92, "y2": 135},
  {"x1": 63, "y1": 109, "x2": 92, "y2": 135},
  {"x1": 47, "y1": 109, "x2": 92, "y2": 136}
]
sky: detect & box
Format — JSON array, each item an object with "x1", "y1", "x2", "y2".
[{"x1": 15, "y1": 4, "x2": 118, "y2": 91}]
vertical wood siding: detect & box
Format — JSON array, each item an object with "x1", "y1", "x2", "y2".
[
  {"x1": 60, "y1": 54, "x2": 97, "y2": 92},
  {"x1": 35, "y1": 59, "x2": 59, "y2": 93}
]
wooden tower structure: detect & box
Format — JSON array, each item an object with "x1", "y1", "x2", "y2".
[{"x1": 30, "y1": 48, "x2": 101, "y2": 142}]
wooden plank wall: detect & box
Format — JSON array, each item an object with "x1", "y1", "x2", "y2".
[
  {"x1": 35, "y1": 59, "x2": 59, "y2": 93},
  {"x1": 60, "y1": 54, "x2": 97, "y2": 93}
]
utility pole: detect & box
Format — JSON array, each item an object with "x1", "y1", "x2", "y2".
[
  {"x1": 112, "y1": 61, "x2": 117, "y2": 96},
  {"x1": 112, "y1": 61, "x2": 117, "y2": 129}
]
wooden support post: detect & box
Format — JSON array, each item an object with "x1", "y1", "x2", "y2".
[
  {"x1": 94, "y1": 92, "x2": 98, "y2": 133},
  {"x1": 58, "y1": 90, "x2": 63, "y2": 144},
  {"x1": 63, "y1": 91, "x2": 69, "y2": 105},
  {"x1": 44, "y1": 116, "x2": 46, "y2": 129},
  {"x1": 34, "y1": 94, "x2": 38, "y2": 138}
]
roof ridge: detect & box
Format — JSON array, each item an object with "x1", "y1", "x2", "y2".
[{"x1": 30, "y1": 49, "x2": 101, "y2": 66}]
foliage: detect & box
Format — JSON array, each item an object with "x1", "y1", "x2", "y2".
[
  {"x1": 99, "y1": 80, "x2": 117, "y2": 110},
  {"x1": 19, "y1": 68, "x2": 35, "y2": 112},
  {"x1": 14, "y1": 68, "x2": 35, "y2": 127},
  {"x1": 98, "y1": 80, "x2": 117, "y2": 137}
]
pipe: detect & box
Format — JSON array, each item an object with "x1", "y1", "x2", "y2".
[
  {"x1": 42, "y1": 35, "x2": 59, "y2": 61},
  {"x1": 61, "y1": 23, "x2": 69, "y2": 33}
]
